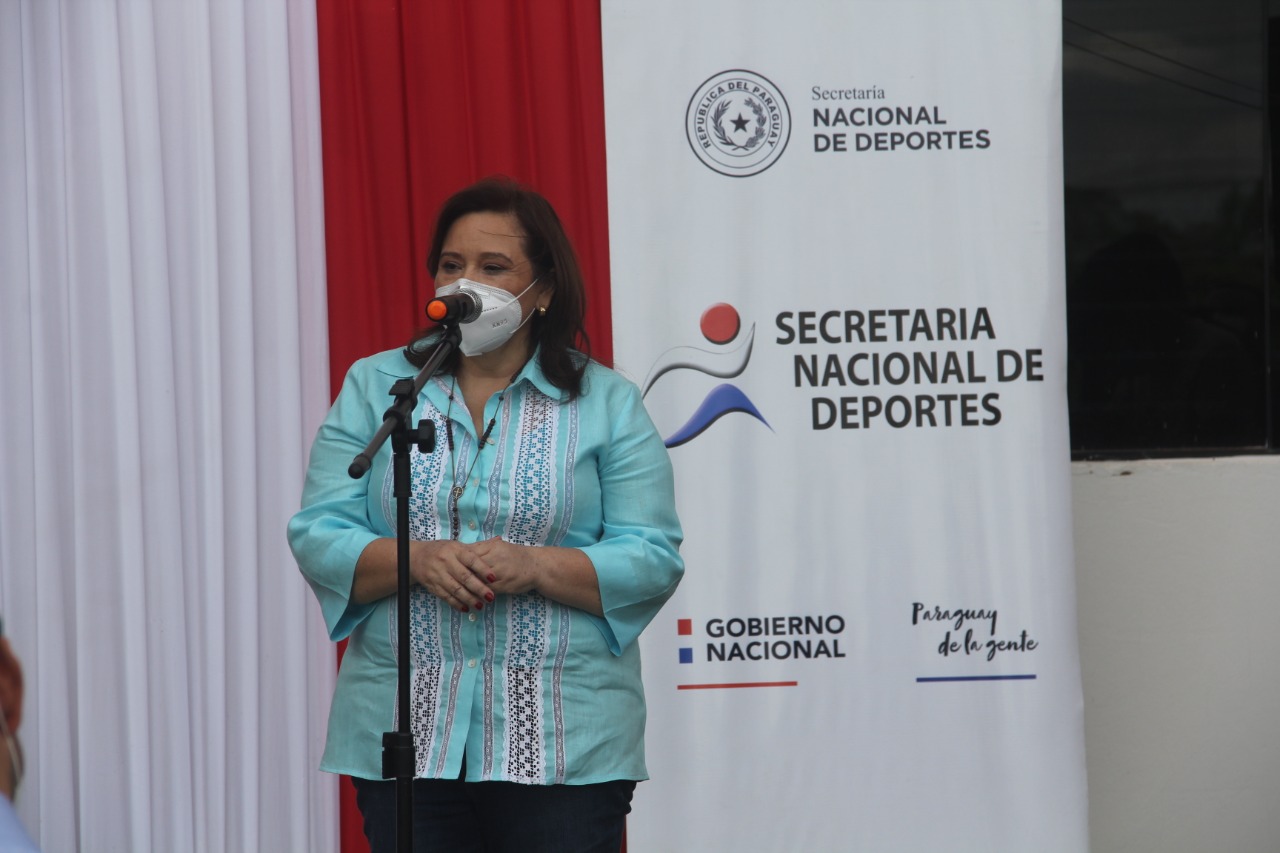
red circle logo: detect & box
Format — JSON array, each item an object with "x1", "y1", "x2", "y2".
[{"x1": 700, "y1": 303, "x2": 741, "y2": 344}]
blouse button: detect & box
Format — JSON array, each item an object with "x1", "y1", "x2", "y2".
[
  {"x1": 467, "y1": 520, "x2": 476, "y2": 531},
  {"x1": 468, "y1": 612, "x2": 477, "y2": 623},
  {"x1": 467, "y1": 658, "x2": 477, "y2": 668}
]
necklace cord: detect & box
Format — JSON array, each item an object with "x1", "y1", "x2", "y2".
[{"x1": 443, "y1": 369, "x2": 521, "y2": 539}]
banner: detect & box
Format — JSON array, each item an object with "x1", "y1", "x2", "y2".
[{"x1": 603, "y1": 2, "x2": 1088, "y2": 850}]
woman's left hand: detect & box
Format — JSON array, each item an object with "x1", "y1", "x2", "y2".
[
  {"x1": 465, "y1": 539, "x2": 604, "y2": 616},
  {"x1": 466, "y1": 538, "x2": 539, "y2": 596}
]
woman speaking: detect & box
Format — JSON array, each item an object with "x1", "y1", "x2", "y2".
[{"x1": 288, "y1": 178, "x2": 684, "y2": 852}]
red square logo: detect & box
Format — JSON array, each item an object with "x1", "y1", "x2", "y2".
[{"x1": 677, "y1": 618, "x2": 693, "y2": 636}]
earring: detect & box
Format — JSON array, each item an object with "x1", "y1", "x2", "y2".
[{"x1": 537, "y1": 306, "x2": 548, "y2": 316}]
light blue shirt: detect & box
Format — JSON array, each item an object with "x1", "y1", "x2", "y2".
[
  {"x1": 0, "y1": 797, "x2": 39, "y2": 852},
  {"x1": 288, "y1": 348, "x2": 683, "y2": 784}
]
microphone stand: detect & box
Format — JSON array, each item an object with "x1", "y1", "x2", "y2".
[{"x1": 348, "y1": 323, "x2": 461, "y2": 853}]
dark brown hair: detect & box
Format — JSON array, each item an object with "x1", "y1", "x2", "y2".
[{"x1": 405, "y1": 177, "x2": 591, "y2": 397}]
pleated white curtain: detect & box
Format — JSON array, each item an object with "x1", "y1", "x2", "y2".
[{"x1": 0, "y1": 1, "x2": 337, "y2": 850}]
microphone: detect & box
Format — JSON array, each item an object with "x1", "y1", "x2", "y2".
[{"x1": 426, "y1": 290, "x2": 482, "y2": 323}]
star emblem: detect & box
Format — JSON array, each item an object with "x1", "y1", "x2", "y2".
[{"x1": 730, "y1": 112, "x2": 750, "y2": 133}]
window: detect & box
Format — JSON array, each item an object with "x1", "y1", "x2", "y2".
[{"x1": 1063, "y1": 1, "x2": 1277, "y2": 456}]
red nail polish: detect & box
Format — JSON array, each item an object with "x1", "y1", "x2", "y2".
[
  {"x1": 475, "y1": 602, "x2": 484, "y2": 610},
  {"x1": 485, "y1": 591, "x2": 495, "y2": 602},
  {"x1": 487, "y1": 573, "x2": 498, "y2": 583}
]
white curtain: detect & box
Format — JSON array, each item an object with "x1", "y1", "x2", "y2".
[{"x1": 0, "y1": 1, "x2": 337, "y2": 850}]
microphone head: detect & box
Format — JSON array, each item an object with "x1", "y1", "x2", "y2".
[
  {"x1": 426, "y1": 290, "x2": 480, "y2": 323},
  {"x1": 426, "y1": 299, "x2": 451, "y2": 322}
]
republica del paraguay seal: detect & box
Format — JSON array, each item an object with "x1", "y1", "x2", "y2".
[{"x1": 686, "y1": 69, "x2": 791, "y2": 177}]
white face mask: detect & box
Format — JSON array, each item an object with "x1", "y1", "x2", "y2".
[{"x1": 435, "y1": 277, "x2": 540, "y2": 356}]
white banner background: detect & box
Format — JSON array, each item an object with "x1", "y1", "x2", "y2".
[{"x1": 603, "y1": 1, "x2": 1088, "y2": 850}]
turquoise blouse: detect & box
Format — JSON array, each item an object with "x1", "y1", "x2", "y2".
[{"x1": 288, "y1": 347, "x2": 684, "y2": 784}]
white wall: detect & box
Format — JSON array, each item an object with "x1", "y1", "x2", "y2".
[{"x1": 1072, "y1": 456, "x2": 1280, "y2": 853}]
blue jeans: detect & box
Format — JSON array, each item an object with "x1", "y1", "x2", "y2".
[{"x1": 351, "y1": 772, "x2": 635, "y2": 853}]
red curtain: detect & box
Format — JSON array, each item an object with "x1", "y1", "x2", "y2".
[
  {"x1": 315, "y1": 1, "x2": 613, "y2": 849},
  {"x1": 317, "y1": 0, "x2": 613, "y2": 399}
]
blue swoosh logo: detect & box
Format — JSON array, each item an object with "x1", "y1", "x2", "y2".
[{"x1": 663, "y1": 384, "x2": 772, "y2": 448}]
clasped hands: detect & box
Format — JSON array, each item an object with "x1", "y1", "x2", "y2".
[{"x1": 411, "y1": 538, "x2": 538, "y2": 613}]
